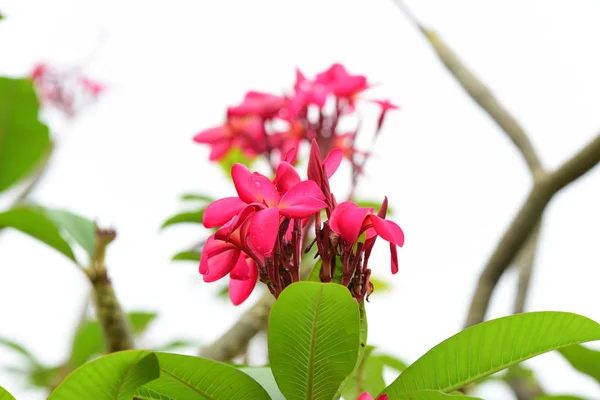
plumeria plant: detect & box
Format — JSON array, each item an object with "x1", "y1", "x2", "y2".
[{"x1": 2, "y1": 54, "x2": 600, "y2": 400}]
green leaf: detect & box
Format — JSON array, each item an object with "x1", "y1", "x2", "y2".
[
  {"x1": 135, "y1": 352, "x2": 271, "y2": 399},
  {"x1": 268, "y1": 282, "x2": 361, "y2": 400},
  {"x1": 153, "y1": 339, "x2": 199, "y2": 352},
  {"x1": 44, "y1": 209, "x2": 96, "y2": 258},
  {"x1": 342, "y1": 349, "x2": 408, "y2": 400},
  {"x1": 369, "y1": 276, "x2": 392, "y2": 294},
  {"x1": 48, "y1": 350, "x2": 159, "y2": 400},
  {"x1": 171, "y1": 251, "x2": 201, "y2": 262},
  {"x1": 558, "y1": 344, "x2": 600, "y2": 384},
  {"x1": 218, "y1": 147, "x2": 256, "y2": 177},
  {"x1": 0, "y1": 337, "x2": 41, "y2": 367},
  {"x1": 161, "y1": 209, "x2": 204, "y2": 229},
  {"x1": 382, "y1": 312, "x2": 600, "y2": 397},
  {"x1": 69, "y1": 311, "x2": 158, "y2": 367},
  {"x1": 181, "y1": 193, "x2": 215, "y2": 203},
  {"x1": 382, "y1": 391, "x2": 480, "y2": 399},
  {"x1": 353, "y1": 199, "x2": 394, "y2": 216},
  {"x1": 129, "y1": 311, "x2": 159, "y2": 335},
  {"x1": 0, "y1": 78, "x2": 51, "y2": 193},
  {"x1": 0, "y1": 385, "x2": 16, "y2": 400},
  {"x1": 240, "y1": 367, "x2": 285, "y2": 400},
  {"x1": 0, "y1": 206, "x2": 75, "y2": 261}
]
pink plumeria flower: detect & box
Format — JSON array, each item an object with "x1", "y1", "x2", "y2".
[
  {"x1": 358, "y1": 393, "x2": 389, "y2": 400},
  {"x1": 193, "y1": 116, "x2": 265, "y2": 161},
  {"x1": 369, "y1": 99, "x2": 400, "y2": 132},
  {"x1": 227, "y1": 91, "x2": 285, "y2": 119},
  {"x1": 203, "y1": 163, "x2": 327, "y2": 256},
  {"x1": 329, "y1": 197, "x2": 404, "y2": 274},
  {"x1": 80, "y1": 77, "x2": 105, "y2": 97},
  {"x1": 315, "y1": 63, "x2": 369, "y2": 103}
]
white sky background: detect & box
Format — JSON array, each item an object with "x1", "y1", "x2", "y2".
[{"x1": 1, "y1": 0, "x2": 599, "y2": 399}]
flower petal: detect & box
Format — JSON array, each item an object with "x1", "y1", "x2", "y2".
[
  {"x1": 357, "y1": 393, "x2": 374, "y2": 400},
  {"x1": 279, "y1": 180, "x2": 327, "y2": 218},
  {"x1": 323, "y1": 148, "x2": 343, "y2": 179},
  {"x1": 229, "y1": 258, "x2": 258, "y2": 306},
  {"x1": 229, "y1": 254, "x2": 250, "y2": 280},
  {"x1": 248, "y1": 207, "x2": 280, "y2": 256},
  {"x1": 193, "y1": 126, "x2": 229, "y2": 143},
  {"x1": 232, "y1": 163, "x2": 259, "y2": 203},
  {"x1": 369, "y1": 215, "x2": 405, "y2": 247},
  {"x1": 203, "y1": 197, "x2": 246, "y2": 228},
  {"x1": 273, "y1": 162, "x2": 301, "y2": 193},
  {"x1": 200, "y1": 238, "x2": 241, "y2": 283},
  {"x1": 329, "y1": 201, "x2": 370, "y2": 243},
  {"x1": 389, "y1": 242, "x2": 398, "y2": 275},
  {"x1": 208, "y1": 140, "x2": 232, "y2": 161}
]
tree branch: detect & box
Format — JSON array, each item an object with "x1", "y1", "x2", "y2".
[
  {"x1": 391, "y1": 0, "x2": 544, "y2": 178},
  {"x1": 513, "y1": 221, "x2": 541, "y2": 315},
  {"x1": 465, "y1": 132, "x2": 600, "y2": 328},
  {"x1": 199, "y1": 292, "x2": 275, "y2": 361}
]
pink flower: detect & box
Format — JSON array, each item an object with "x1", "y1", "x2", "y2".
[
  {"x1": 358, "y1": 393, "x2": 389, "y2": 400},
  {"x1": 329, "y1": 197, "x2": 404, "y2": 274},
  {"x1": 80, "y1": 77, "x2": 105, "y2": 97},
  {"x1": 193, "y1": 116, "x2": 265, "y2": 161},
  {"x1": 227, "y1": 91, "x2": 285, "y2": 119},
  {"x1": 370, "y1": 99, "x2": 400, "y2": 132},
  {"x1": 203, "y1": 163, "x2": 327, "y2": 256},
  {"x1": 228, "y1": 256, "x2": 258, "y2": 305},
  {"x1": 316, "y1": 63, "x2": 369, "y2": 102}
]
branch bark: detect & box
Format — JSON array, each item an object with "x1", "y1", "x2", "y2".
[{"x1": 198, "y1": 292, "x2": 275, "y2": 361}]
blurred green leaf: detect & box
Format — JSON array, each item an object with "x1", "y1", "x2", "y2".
[
  {"x1": 381, "y1": 391, "x2": 480, "y2": 400},
  {"x1": 240, "y1": 367, "x2": 285, "y2": 400},
  {"x1": 269, "y1": 282, "x2": 360, "y2": 400},
  {"x1": 369, "y1": 276, "x2": 392, "y2": 294},
  {"x1": 135, "y1": 352, "x2": 271, "y2": 399},
  {"x1": 161, "y1": 209, "x2": 205, "y2": 229},
  {"x1": 383, "y1": 312, "x2": 600, "y2": 397},
  {"x1": 557, "y1": 344, "x2": 600, "y2": 384},
  {"x1": 181, "y1": 193, "x2": 214, "y2": 203},
  {"x1": 0, "y1": 206, "x2": 75, "y2": 261},
  {"x1": 0, "y1": 78, "x2": 51, "y2": 193},
  {"x1": 0, "y1": 385, "x2": 16, "y2": 400},
  {"x1": 44, "y1": 209, "x2": 96, "y2": 258},
  {"x1": 0, "y1": 337, "x2": 41, "y2": 367},
  {"x1": 153, "y1": 339, "x2": 199, "y2": 352},
  {"x1": 216, "y1": 284, "x2": 229, "y2": 300},
  {"x1": 49, "y1": 350, "x2": 159, "y2": 400},
  {"x1": 69, "y1": 311, "x2": 158, "y2": 368},
  {"x1": 342, "y1": 347, "x2": 408, "y2": 400},
  {"x1": 171, "y1": 250, "x2": 201, "y2": 262},
  {"x1": 354, "y1": 199, "x2": 394, "y2": 216},
  {"x1": 218, "y1": 147, "x2": 256, "y2": 177}
]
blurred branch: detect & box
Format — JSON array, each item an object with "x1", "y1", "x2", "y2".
[
  {"x1": 466, "y1": 133, "x2": 600, "y2": 328},
  {"x1": 89, "y1": 227, "x2": 134, "y2": 353},
  {"x1": 392, "y1": 0, "x2": 543, "y2": 178},
  {"x1": 12, "y1": 140, "x2": 56, "y2": 206},
  {"x1": 199, "y1": 293, "x2": 275, "y2": 361},
  {"x1": 392, "y1": 3, "x2": 600, "y2": 399},
  {"x1": 513, "y1": 221, "x2": 541, "y2": 315}
]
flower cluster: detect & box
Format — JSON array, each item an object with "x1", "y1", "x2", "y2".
[
  {"x1": 193, "y1": 63, "x2": 398, "y2": 168},
  {"x1": 199, "y1": 140, "x2": 404, "y2": 305},
  {"x1": 29, "y1": 63, "x2": 104, "y2": 117}
]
